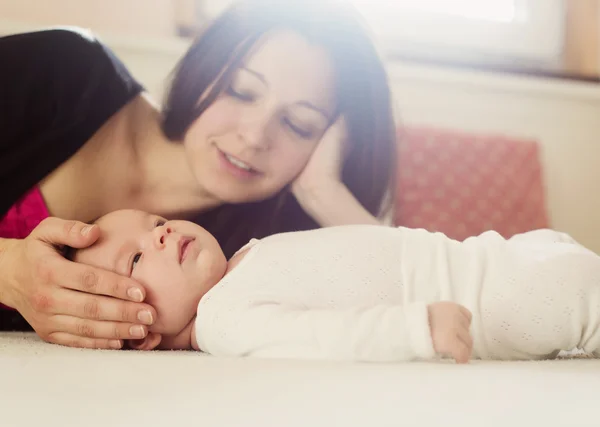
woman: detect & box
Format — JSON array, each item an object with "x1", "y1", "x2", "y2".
[{"x1": 0, "y1": 0, "x2": 397, "y2": 349}]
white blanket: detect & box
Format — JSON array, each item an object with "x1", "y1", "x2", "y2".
[{"x1": 1, "y1": 332, "x2": 598, "y2": 427}]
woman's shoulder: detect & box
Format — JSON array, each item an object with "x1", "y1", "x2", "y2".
[
  {"x1": 4, "y1": 26, "x2": 99, "y2": 46},
  {"x1": 0, "y1": 27, "x2": 143, "y2": 93},
  {"x1": 0, "y1": 27, "x2": 144, "y2": 217},
  {"x1": 2, "y1": 27, "x2": 108, "y2": 64},
  {"x1": 3, "y1": 26, "x2": 109, "y2": 53}
]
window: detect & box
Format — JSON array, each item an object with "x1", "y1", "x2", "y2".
[
  {"x1": 196, "y1": 0, "x2": 566, "y2": 70},
  {"x1": 350, "y1": 0, "x2": 565, "y2": 68},
  {"x1": 358, "y1": 0, "x2": 519, "y2": 22}
]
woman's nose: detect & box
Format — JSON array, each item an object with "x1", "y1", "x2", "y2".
[
  {"x1": 153, "y1": 224, "x2": 173, "y2": 250},
  {"x1": 239, "y1": 109, "x2": 271, "y2": 150}
]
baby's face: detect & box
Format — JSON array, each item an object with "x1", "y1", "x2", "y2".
[{"x1": 74, "y1": 209, "x2": 228, "y2": 336}]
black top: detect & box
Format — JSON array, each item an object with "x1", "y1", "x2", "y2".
[
  {"x1": 0, "y1": 28, "x2": 143, "y2": 331},
  {"x1": 0, "y1": 28, "x2": 144, "y2": 216}
]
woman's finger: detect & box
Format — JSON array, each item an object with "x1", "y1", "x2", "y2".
[
  {"x1": 51, "y1": 255, "x2": 147, "y2": 303},
  {"x1": 322, "y1": 116, "x2": 349, "y2": 157},
  {"x1": 30, "y1": 217, "x2": 100, "y2": 248},
  {"x1": 50, "y1": 314, "x2": 148, "y2": 341},
  {"x1": 52, "y1": 289, "x2": 156, "y2": 325},
  {"x1": 46, "y1": 332, "x2": 123, "y2": 350},
  {"x1": 324, "y1": 115, "x2": 346, "y2": 139},
  {"x1": 29, "y1": 216, "x2": 152, "y2": 305}
]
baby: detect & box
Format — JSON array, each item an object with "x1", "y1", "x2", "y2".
[{"x1": 72, "y1": 209, "x2": 600, "y2": 363}]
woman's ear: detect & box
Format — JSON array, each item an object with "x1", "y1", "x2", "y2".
[{"x1": 126, "y1": 332, "x2": 162, "y2": 351}]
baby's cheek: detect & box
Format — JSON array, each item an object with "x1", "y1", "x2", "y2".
[
  {"x1": 145, "y1": 291, "x2": 181, "y2": 334},
  {"x1": 134, "y1": 274, "x2": 164, "y2": 312},
  {"x1": 153, "y1": 281, "x2": 197, "y2": 332}
]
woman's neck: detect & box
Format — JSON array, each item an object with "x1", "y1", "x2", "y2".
[{"x1": 127, "y1": 95, "x2": 222, "y2": 219}]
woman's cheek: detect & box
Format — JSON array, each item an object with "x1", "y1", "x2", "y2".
[
  {"x1": 209, "y1": 99, "x2": 244, "y2": 128},
  {"x1": 279, "y1": 146, "x2": 315, "y2": 178},
  {"x1": 190, "y1": 100, "x2": 241, "y2": 138}
]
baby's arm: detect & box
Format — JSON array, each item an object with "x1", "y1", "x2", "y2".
[{"x1": 196, "y1": 301, "x2": 436, "y2": 362}]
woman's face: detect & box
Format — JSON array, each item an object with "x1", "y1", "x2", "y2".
[{"x1": 184, "y1": 30, "x2": 336, "y2": 204}]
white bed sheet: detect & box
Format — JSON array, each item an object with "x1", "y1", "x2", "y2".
[{"x1": 1, "y1": 332, "x2": 598, "y2": 427}]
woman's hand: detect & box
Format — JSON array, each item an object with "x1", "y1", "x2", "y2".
[
  {"x1": 291, "y1": 117, "x2": 381, "y2": 227},
  {"x1": 292, "y1": 116, "x2": 348, "y2": 197},
  {"x1": 0, "y1": 217, "x2": 156, "y2": 349}
]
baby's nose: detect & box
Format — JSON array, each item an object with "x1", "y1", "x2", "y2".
[{"x1": 154, "y1": 224, "x2": 173, "y2": 249}]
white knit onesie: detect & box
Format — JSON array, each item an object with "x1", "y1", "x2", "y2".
[{"x1": 195, "y1": 225, "x2": 600, "y2": 361}]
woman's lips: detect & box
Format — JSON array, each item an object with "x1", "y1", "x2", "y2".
[
  {"x1": 179, "y1": 237, "x2": 196, "y2": 264},
  {"x1": 217, "y1": 148, "x2": 261, "y2": 179}
]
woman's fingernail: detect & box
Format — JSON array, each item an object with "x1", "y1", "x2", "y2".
[
  {"x1": 127, "y1": 288, "x2": 144, "y2": 302},
  {"x1": 137, "y1": 310, "x2": 154, "y2": 325},
  {"x1": 130, "y1": 325, "x2": 146, "y2": 338},
  {"x1": 110, "y1": 340, "x2": 123, "y2": 349},
  {"x1": 81, "y1": 225, "x2": 93, "y2": 235}
]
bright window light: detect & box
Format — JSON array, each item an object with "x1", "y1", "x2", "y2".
[
  {"x1": 351, "y1": 0, "x2": 520, "y2": 23},
  {"x1": 395, "y1": 0, "x2": 517, "y2": 22},
  {"x1": 200, "y1": 0, "x2": 564, "y2": 66}
]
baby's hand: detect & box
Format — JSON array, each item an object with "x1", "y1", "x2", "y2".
[{"x1": 428, "y1": 302, "x2": 473, "y2": 364}]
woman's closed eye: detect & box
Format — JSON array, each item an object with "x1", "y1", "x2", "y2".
[
  {"x1": 226, "y1": 86, "x2": 257, "y2": 102},
  {"x1": 226, "y1": 80, "x2": 319, "y2": 139},
  {"x1": 282, "y1": 116, "x2": 316, "y2": 140}
]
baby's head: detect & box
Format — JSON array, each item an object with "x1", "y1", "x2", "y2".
[{"x1": 72, "y1": 209, "x2": 228, "y2": 349}]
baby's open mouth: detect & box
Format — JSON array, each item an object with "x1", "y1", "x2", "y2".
[{"x1": 179, "y1": 237, "x2": 196, "y2": 264}]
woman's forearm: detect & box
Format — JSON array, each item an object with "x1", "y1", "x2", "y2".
[{"x1": 295, "y1": 181, "x2": 382, "y2": 228}]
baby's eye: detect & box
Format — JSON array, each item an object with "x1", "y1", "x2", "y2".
[
  {"x1": 155, "y1": 219, "x2": 167, "y2": 227},
  {"x1": 131, "y1": 252, "x2": 142, "y2": 273}
]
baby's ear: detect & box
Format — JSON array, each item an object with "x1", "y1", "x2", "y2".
[{"x1": 126, "y1": 332, "x2": 162, "y2": 351}]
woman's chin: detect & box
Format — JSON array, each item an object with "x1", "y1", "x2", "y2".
[{"x1": 215, "y1": 189, "x2": 275, "y2": 205}]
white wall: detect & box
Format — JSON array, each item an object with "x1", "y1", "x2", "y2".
[
  {"x1": 1, "y1": 19, "x2": 599, "y2": 253},
  {"x1": 0, "y1": 0, "x2": 177, "y2": 37}
]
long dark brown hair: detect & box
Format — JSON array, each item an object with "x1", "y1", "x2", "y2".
[{"x1": 162, "y1": 0, "x2": 397, "y2": 258}]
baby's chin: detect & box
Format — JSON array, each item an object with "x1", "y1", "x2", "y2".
[
  {"x1": 155, "y1": 309, "x2": 196, "y2": 334},
  {"x1": 156, "y1": 317, "x2": 196, "y2": 350}
]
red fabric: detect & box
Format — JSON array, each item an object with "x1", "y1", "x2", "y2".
[
  {"x1": 0, "y1": 186, "x2": 50, "y2": 310},
  {"x1": 394, "y1": 126, "x2": 549, "y2": 240}
]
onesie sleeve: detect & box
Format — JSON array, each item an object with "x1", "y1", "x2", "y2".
[{"x1": 196, "y1": 299, "x2": 436, "y2": 362}]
